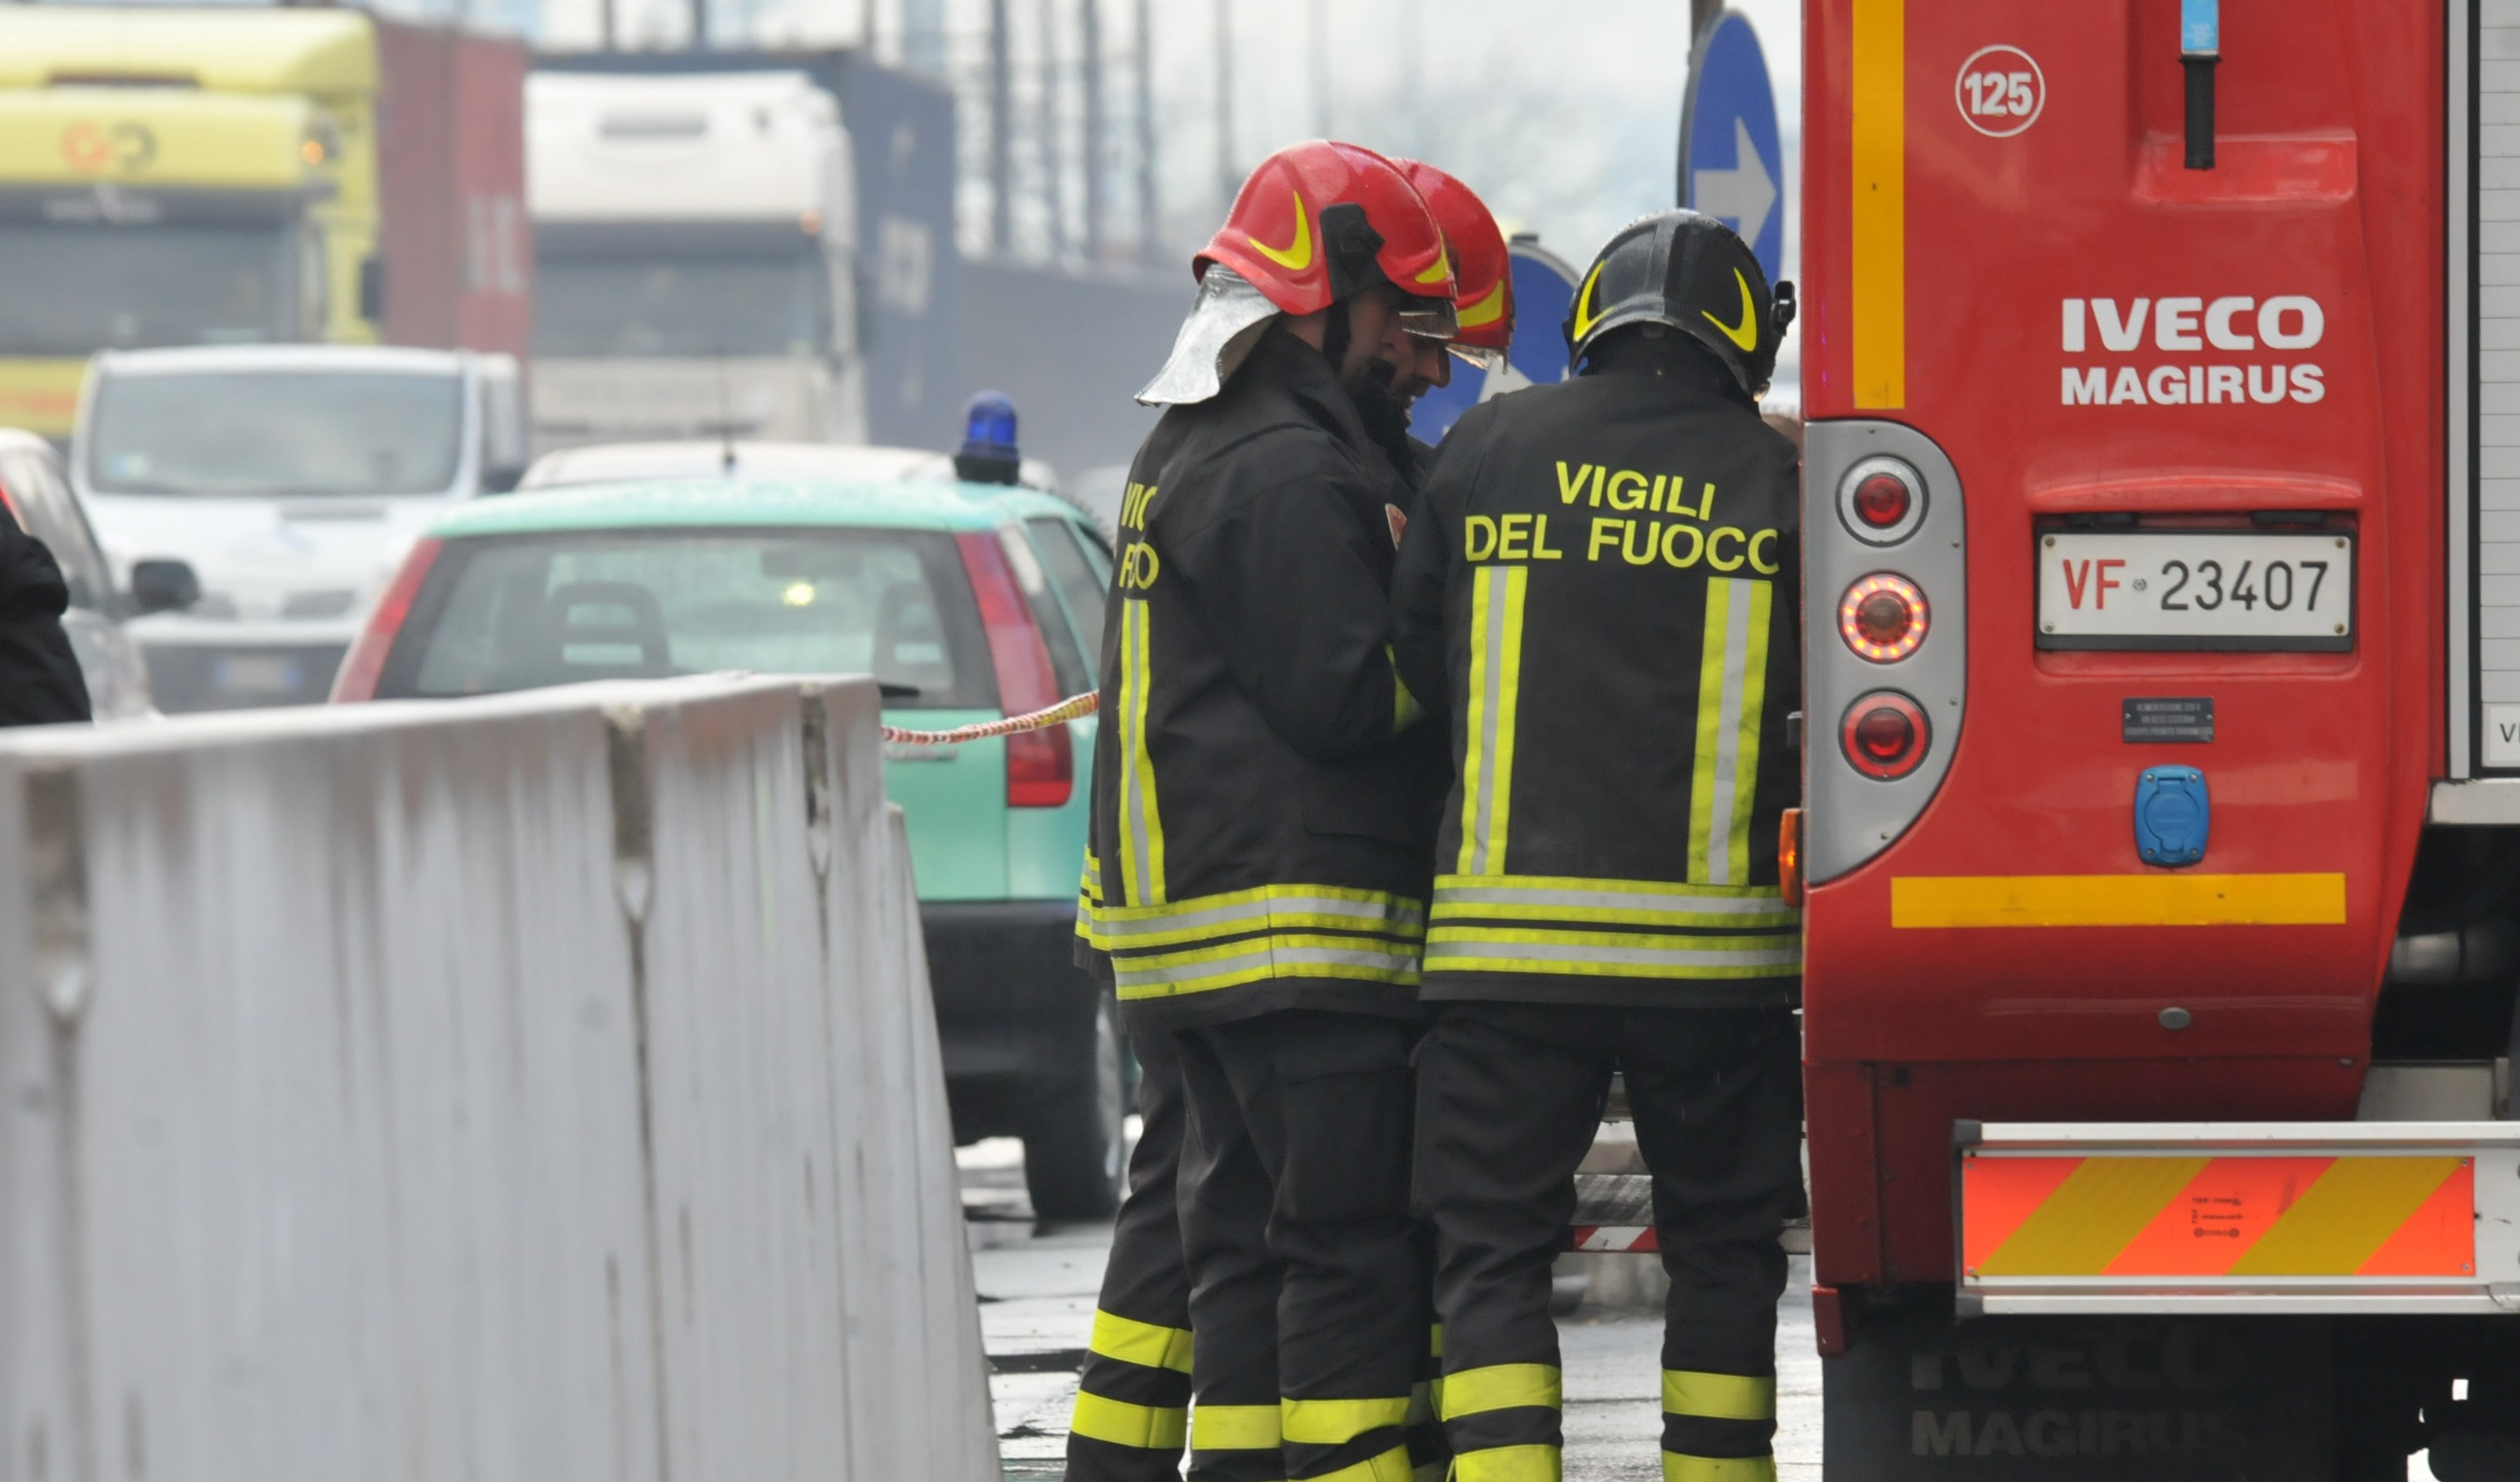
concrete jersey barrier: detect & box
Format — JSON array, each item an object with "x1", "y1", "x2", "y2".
[{"x1": 0, "y1": 675, "x2": 997, "y2": 1482}]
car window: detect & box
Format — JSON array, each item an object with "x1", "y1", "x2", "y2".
[
  {"x1": 1001, "y1": 525, "x2": 1092, "y2": 698},
  {"x1": 378, "y1": 527, "x2": 997, "y2": 709},
  {"x1": 1026, "y1": 516, "x2": 1110, "y2": 676},
  {"x1": 0, "y1": 448, "x2": 111, "y2": 611}
]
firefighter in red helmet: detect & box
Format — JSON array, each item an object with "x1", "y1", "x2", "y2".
[{"x1": 1063, "y1": 140, "x2": 1454, "y2": 1482}]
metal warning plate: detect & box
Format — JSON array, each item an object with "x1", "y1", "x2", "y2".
[{"x1": 2037, "y1": 532, "x2": 2354, "y2": 650}]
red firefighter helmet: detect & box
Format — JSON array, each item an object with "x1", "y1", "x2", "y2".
[
  {"x1": 1393, "y1": 159, "x2": 1513, "y2": 354},
  {"x1": 1197, "y1": 140, "x2": 1457, "y2": 321}
]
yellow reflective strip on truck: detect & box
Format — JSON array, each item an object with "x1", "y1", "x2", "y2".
[{"x1": 1892, "y1": 873, "x2": 2348, "y2": 928}]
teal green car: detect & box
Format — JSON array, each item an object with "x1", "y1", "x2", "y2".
[{"x1": 331, "y1": 476, "x2": 1124, "y2": 1217}]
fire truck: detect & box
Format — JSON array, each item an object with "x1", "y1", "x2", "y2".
[{"x1": 1792, "y1": 0, "x2": 2520, "y2": 1474}]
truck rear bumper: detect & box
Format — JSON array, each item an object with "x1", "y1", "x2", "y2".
[{"x1": 1958, "y1": 1121, "x2": 2520, "y2": 1315}]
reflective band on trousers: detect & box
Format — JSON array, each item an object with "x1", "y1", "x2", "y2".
[
  {"x1": 1304, "y1": 1444, "x2": 1418, "y2": 1482},
  {"x1": 1457, "y1": 563, "x2": 1529, "y2": 876},
  {"x1": 1191, "y1": 1403, "x2": 1283, "y2": 1450},
  {"x1": 1661, "y1": 1370, "x2": 1775, "y2": 1421},
  {"x1": 1454, "y1": 1443, "x2": 1561, "y2": 1481},
  {"x1": 1439, "y1": 1363, "x2": 1561, "y2": 1419},
  {"x1": 1283, "y1": 1395, "x2": 1413, "y2": 1444},
  {"x1": 1688, "y1": 576, "x2": 1774, "y2": 888},
  {"x1": 1424, "y1": 928, "x2": 1801, "y2": 979},
  {"x1": 1090, "y1": 1308, "x2": 1193, "y2": 1374},
  {"x1": 1116, "y1": 596, "x2": 1168, "y2": 906},
  {"x1": 1070, "y1": 1393, "x2": 1188, "y2": 1450},
  {"x1": 1432, "y1": 874, "x2": 1798, "y2": 929},
  {"x1": 1663, "y1": 1452, "x2": 1775, "y2": 1481}
]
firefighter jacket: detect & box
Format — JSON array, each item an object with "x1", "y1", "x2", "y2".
[
  {"x1": 1389, "y1": 346, "x2": 1802, "y2": 1009},
  {"x1": 1077, "y1": 326, "x2": 1433, "y2": 1029}
]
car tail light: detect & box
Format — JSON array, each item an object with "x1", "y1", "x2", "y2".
[
  {"x1": 1841, "y1": 692, "x2": 1928, "y2": 780},
  {"x1": 1779, "y1": 808, "x2": 1805, "y2": 908},
  {"x1": 1839, "y1": 574, "x2": 1928, "y2": 662},
  {"x1": 956, "y1": 531, "x2": 1072, "y2": 808},
  {"x1": 328, "y1": 538, "x2": 443, "y2": 702}
]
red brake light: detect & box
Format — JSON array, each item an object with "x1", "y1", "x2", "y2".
[
  {"x1": 1838, "y1": 574, "x2": 1928, "y2": 662},
  {"x1": 1841, "y1": 692, "x2": 1928, "y2": 780},
  {"x1": 328, "y1": 538, "x2": 443, "y2": 702},
  {"x1": 955, "y1": 531, "x2": 1072, "y2": 808},
  {"x1": 1852, "y1": 473, "x2": 1910, "y2": 529}
]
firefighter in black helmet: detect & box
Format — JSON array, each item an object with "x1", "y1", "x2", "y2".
[{"x1": 1390, "y1": 209, "x2": 1803, "y2": 1482}]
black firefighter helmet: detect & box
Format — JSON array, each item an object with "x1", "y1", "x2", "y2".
[{"x1": 1562, "y1": 208, "x2": 1796, "y2": 395}]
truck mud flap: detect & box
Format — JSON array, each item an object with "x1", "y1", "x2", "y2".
[{"x1": 1822, "y1": 1302, "x2": 2334, "y2": 1481}]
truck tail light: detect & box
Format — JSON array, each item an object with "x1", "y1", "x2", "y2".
[
  {"x1": 1836, "y1": 455, "x2": 1927, "y2": 545},
  {"x1": 956, "y1": 531, "x2": 1072, "y2": 808},
  {"x1": 1852, "y1": 473, "x2": 1910, "y2": 530},
  {"x1": 328, "y1": 538, "x2": 443, "y2": 702},
  {"x1": 1841, "y1": 692, "x2": 1929, "y2": 780},
  {"x1": 1780, "y1": 808, "x2": 1805, "y2": 908},
  {"x1": 1840, "y1": 574, "x2": 1928, "y2": 662}
]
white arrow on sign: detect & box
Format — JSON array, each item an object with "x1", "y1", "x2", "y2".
[{"x1": 1693, "y1": 117, "x2": 1777, "y2": 248}]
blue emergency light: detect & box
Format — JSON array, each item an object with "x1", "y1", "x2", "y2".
[{"x1": 955, "y1": 391, "x2": 1023, "y2": 485}]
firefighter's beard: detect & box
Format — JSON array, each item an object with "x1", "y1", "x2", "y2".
[{"x1": 1349, "y1": 361, "x2": 1418, "y2": 473}]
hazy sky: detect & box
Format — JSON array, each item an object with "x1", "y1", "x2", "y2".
[{"x1": 538, "y1": 0, "x2": 1805, "y2": 285}]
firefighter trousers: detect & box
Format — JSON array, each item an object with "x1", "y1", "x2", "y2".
[
  {"x1": 1067, "y1": 1027, "x2": 1195, "y2": 1481},
  {"x1": 1415, "y1": 1001, "x2": 1801, "y2": 1482},
  {"x1": 1175, "y1": 1008, "x2": 1425, "y2": 1482}
]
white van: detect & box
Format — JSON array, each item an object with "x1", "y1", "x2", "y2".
[{"x1": 73, "y1": 345, "x2": 527, "y2": 710}]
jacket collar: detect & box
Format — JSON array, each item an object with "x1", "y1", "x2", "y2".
[{"x1": 1229, "y1": 326, "x2": 1402, "y2": 484}]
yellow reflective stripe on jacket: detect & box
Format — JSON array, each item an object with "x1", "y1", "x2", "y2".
[
  {"x1": 1089, "y1": 1308, "x2": 1193, "y2": 1374},
  {"x1": 1190, "y1": 1402, "x2": 1282, "y2": 1450},
  {"x1": 1095, "y1": 883, "x2": 1425, "y2": 950},
  {"x1": 1425, "y1": 926, "x2": 1801, "y2": 978},
  {"x1": 1282, "y1": 1395, "x2": 1412, "y2": 1444},
  {"x1": 1439, "y1": 1363, "x2": 1561, "y2": 1419},
  {"x1": 1115, "y1": 933, "x2": 1421, "y2": 999},
  {"x1": 1428, "y1": 1323, "x2": 1445, "y2": 1357},
  {"x1": 1457, "y1": 563, "x2": 1528, "y2": 875},
  {"x1": 1687, "y1": 576, "x2": 1773, "y2": 887},
  {"x1": 1456, "y1": 1443, "x2": 1562, "y2": 1482},
  {"x1": 1660, "y1": 1370, "x2": 1775, "y2": 1421},
  {"x1": 1116, "y1": 597, "x2": 1168, "y2": 905},
  {"x1": 1071, "y1": 1393, "x2": 1188, "y2": 1450},
  {"x1": 1432, "y1": 874, "x2": 1798, "y2": 930},
  {"x1": 1075, "y1": 852, "x2": 1107, "y2": 947},
  {"x1": 1662, "y1": 1452, "x2": 1774, "y2": 1481}
]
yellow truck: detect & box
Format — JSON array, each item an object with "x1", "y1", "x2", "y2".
[{"x1": 0, "y1": 7, "x2": 529, "y2": 440}]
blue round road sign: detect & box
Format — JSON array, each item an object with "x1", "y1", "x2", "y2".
[
  {"x1": 1680, "y1": 10, "x2": 1784, "y2": 287},
  {"x1": 1409, "y1": 239, "x2": 1583, "y2": 445}
]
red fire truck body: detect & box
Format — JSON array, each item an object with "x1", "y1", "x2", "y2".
[{"x1": 1796, "y1": 0, "x2": 2518, "y2": 1473}]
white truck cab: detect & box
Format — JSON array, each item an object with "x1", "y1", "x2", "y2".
[
  {"x1": 72, "y1": 344, "x2": 527, "y2": 710},
  {"x1": 526, "y1": 71, "x2": 864, "y2": 452}
]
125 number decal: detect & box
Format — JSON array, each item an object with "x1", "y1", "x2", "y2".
[{"x1": 1955, "y1": 45, "x2": 2046, "y2": 138}]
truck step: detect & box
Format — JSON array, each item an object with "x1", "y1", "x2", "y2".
[{"x1": 1958, "y1": 1121, "x2": 2520, "y2": 1314}]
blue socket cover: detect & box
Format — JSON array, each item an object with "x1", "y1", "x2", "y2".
[
  {"x1": 2135, "y1": 765, "x2": 2209, "y2": 868},
  {"x1": 2181, "y1": 0, "x2": 2219, "y2": 56}
]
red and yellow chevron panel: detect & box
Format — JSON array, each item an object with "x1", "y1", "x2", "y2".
[{"x1": 1962, "y1": 1152, "x2": 2475, "y2": 1278}]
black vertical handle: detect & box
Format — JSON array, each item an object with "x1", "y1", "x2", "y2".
[{"x1": 2183, "y1": 55, "x2": 2218, "y2": 170}]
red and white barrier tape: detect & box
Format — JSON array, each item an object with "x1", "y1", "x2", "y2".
[{"x1": 882, "y1": 691, "x2": 1099, "y2": 747}]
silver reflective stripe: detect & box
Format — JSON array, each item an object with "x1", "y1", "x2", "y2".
[
  {"x1": 1425, "y1": 938, "x2": 1802, "y2": 970},
  {"x1": 1703, "y1": 577, "x2": 1757, "y2": 886},
  {"x1": 1112, "y1": 939, "x2": 1421, "y2": 989},
  {"x1": 1098, "y1": 893, "x2": 1423, "y2": 942},
  {"x1": 1457, "y1": 566, "x2": 1525, "y2": 876},
  {"x1": 1434, "y1": 882, "x2": 1783, "y2": 918}
]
